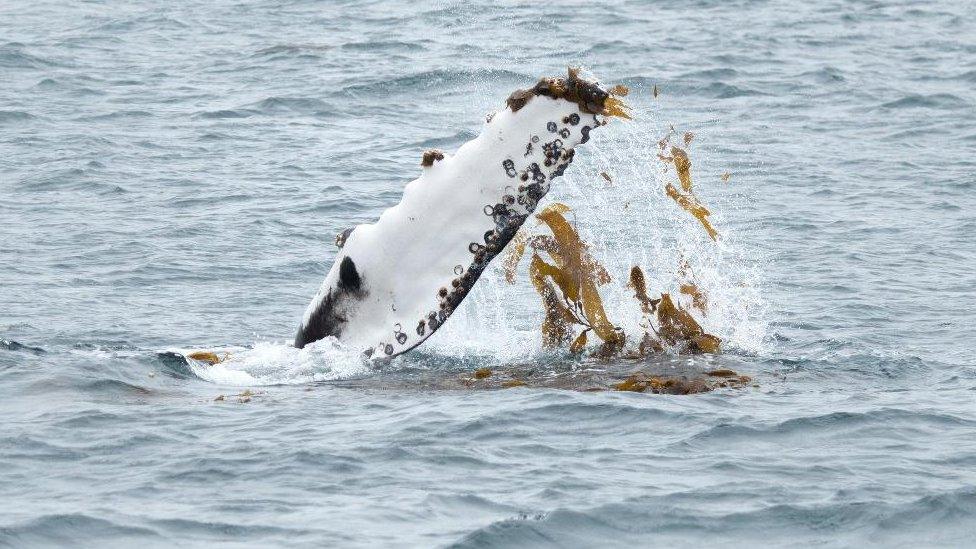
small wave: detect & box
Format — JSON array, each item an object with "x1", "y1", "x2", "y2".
[
  {"x1": 80, "y1": 379, "x2": 152, "y2": 396},
  {"x1": 194, "y1": 109, "x2": 254, "y2": 119},
  {"x1": 253, "y1": 43, "x2": 333, "y2": 57},
  {"x1": 951, "y1": 69, "x2": 976, "y2": 83},
  {"x1": 148, "y1": 517, "x2": 308, "y2": 540},
  {"x1": 0, "y1": 514, "x2": 162, "y2": 546},
  {"x1": 880, "y1": 93, "x2": 970, "y2": 110},
  {"x1": 581, "y1": 40, "x2": 643, "y2": 56},
  {"x1": 340, "y1": 40, "x2": 427, "y2": 52},
  {"x1": 74, "y1": 110, "x2": 153, "y2": 122},
  {"x1": 0, "y1": 110, "x2": 35, "y2": 123},
  {"x1": 796, "y1": 66, "x2": 846, "y2": 83},
  {"x1": 451, "y1": 487, "x2": 976, "y2": 548},
  {"x1": 683, "y1": 408, "x2": 975, "y2": 446},
  {"x1": 340, "y1": 68, "x2": 531, "y2": 96},
  {"x1": 246, "y1": 96, "x2": 330, "y2": 115},
  {"x1": 93, "y1": 15, "x2": 189, "y2": 33},
  {"x1": 0, "y1": 43, "x2": 57, "y2": 69},
  {"x1": 677, "y1": 68, "x2": 740, "y2": 80},
  {"x1": 416, "y1": 130, "x2": 479, "y2": 149},
  {"x1": 702, "y1": 82, "x2": 767, "y2": 99}
]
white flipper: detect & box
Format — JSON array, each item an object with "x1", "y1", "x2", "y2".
[{"x1": 296, "y1": 71, "x2": 616, "y2": 358}]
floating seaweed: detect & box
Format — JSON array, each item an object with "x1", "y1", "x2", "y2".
[
  {"x1": 535, "y1": 203, "x2": 620, "y2": 345},
  {"x1": 628, "y1": 266, "x2": 659, "y2": 316},
  {"x1": 186, "y1": 351, "x2": 228, "y2": 365},
  {"x1": 610, "y1": 84, "x2": 630, "y2": 97},
  {"x1": 672, "y1": 146, "x2": 694, "y2": 192},
  {"x1": 335, "y1": 361, "x2": 748, "y2": 394},
  {"x1": 680, "y1": 283, "x2": 708, "y2": 313},
  {"x1": 662, "y1": 145, "x2": 719, "y2": 241},
  {"x1": 665, "y1": 183, "x2": 718, "y2": 241},
  {"x1": 613, "y1": 373, "x2": 710, "y2": 395},
  {"x1": 655, "y1": 294, "x2": 721, "y2": 354},
  {"x1": 678, "y1": 259, "x2": 708, "y2": 313}
]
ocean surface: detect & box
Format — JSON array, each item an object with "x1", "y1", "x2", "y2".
[{"x1": 2, "y1": 0, "x2": 975, "y2": 546}]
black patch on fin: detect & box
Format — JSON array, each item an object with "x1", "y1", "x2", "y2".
[
  {"x1": 294, "y1": 255, "x2": 366, "y2": 348},
  {"x1": 338, "y1": 256, "x2": 361, "y2": 291}
]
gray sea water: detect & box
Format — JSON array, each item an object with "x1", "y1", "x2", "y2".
[{"x1": 2, "y1": 0, "x2": 976, "y2": 547}]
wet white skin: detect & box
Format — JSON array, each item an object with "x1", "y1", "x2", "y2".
[{"x1": 299, "y1": 88, "x2": 607, "y2": 358}]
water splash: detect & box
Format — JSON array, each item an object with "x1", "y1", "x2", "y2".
[
  {"x1": 180, "y1": 94, "x2": 766, "y2": 384},
  {"x1": 180, "y1": 338, "x2": 370, "y2": 386},
  {"x1": 431, "y1": 98, "x2": 767, "y2": 357}
]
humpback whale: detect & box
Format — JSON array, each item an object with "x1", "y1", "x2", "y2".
[{"x1": 296, "y1": 69, "x2": 627, "y2": 358}]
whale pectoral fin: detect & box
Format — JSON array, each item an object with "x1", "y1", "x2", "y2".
[{"x1": 296, "y1": 69, "x2": 620, "y2": 358}]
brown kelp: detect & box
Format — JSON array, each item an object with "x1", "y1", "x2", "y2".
[
  {"x1": 657, "y1": 129, "x2": 720, "y2": 241},
  {"x1": 505, "y1": 203, "x2": 722, "y2": 358}
]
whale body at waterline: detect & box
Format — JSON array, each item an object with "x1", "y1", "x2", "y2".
[{"x1": 295, "y1": 70, "x2": 626, "y2": 358}]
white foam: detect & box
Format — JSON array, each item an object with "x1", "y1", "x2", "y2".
[{"x1": 180, "y1": 338, "x2": 370, "y2": 387}]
